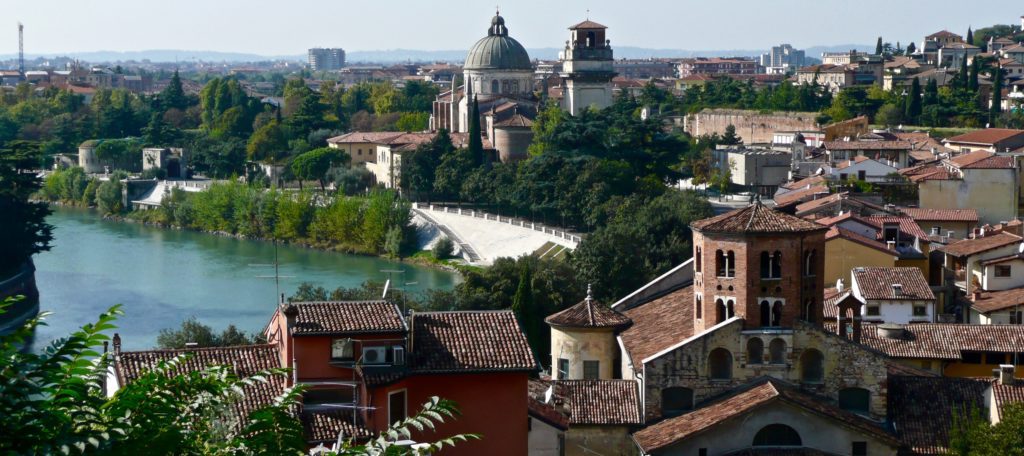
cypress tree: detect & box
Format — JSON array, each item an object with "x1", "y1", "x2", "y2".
[
  {"x1": 990, "y1": 66, "x2": 1003, "y2": 125},
  {"x1": 968, "y1": 60, "x2": 979, "y2": 92},
  {"x1": 907, "y1": 42, "x2": 917, "y2": 55},
  {"x1": 966, "y1": 27, "x2": 974, "y2": 45},
  {"x1": 468, "y1": 95, "x2": 483, "y2": 165},
  {"x1": 906, "y1": 77, "x2": 922, "y2": 122},
  {"x1": 511, "y1": 263, "x2": 541, "y2": 361},
  {"x1": 956, "y1": 57, "x2": 968, "y2": 90},
  {"x1": 875, "y1": 37, "x2": 883, "y2": 55},
  {"x1": 924, "y1": 78, "x2": 939, "y2": 106}
]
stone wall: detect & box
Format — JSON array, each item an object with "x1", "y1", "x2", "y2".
[
  {"x1": 684, "y1": 109, "x2": 819, "y2": 145},
  {"x1": 566, "y1": 425, "x2": 637, "y2": 456}
]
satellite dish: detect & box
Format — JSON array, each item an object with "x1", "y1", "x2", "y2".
[{"x1": 544, "y1": 385, "x2": 553, "y2": 404}]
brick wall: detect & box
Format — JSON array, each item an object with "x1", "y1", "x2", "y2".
[{"x1": 685, "y1": 109, "x2": 819, "y2": 144}]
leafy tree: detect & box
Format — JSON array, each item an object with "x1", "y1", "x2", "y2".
[
  {"x1": 161, "y1": 69, "x2": 188, "y2": 111},
  {"x1": 142, "y1": 112, "x2": 180, "y2": 146},
  {"x1": 156, "y1": 316, "x2": 261, "y2": 348},
  {"x1": 395, "y1": 112, "x2": 429, "y2": 132},
  {"x1": 95, "y1": 176, "x2": 124, "y2": 215},
  {"x1": 878, "y1": 103, "x2": 904, "y2": 127},
  {"x1": 401, "y1": 129, "x2": 455, "y2": 201},
  {"x1": 966, "y1": 26, "x2": 974, "y2": 45},
  {"x1": 511, "y1": 262, "x2": 544, "y2": 360},
  {"x1": 923, "y1": 78, "x2": 939, "y2": 106},
  {"x1": 247, "y1": 120, "x2": 287, "y2": 162},
  {"x1": 906, "y1": 41, "x2": 917, "y2": 55},
  {"x1": 949, "y1": 403, "x2": 1024, "y2": 455},
  {"x1": 968, "y1": 60, "x2": 980, "y2": 93},
  {"x1": 0, "y1": 141, "x2": 53, "y2": 275},
  {"x1": 95, "y1": 138, "x2": 143, "y2": 171},
  {"x1": 433, "y1": 237, "x2": 455, "y2": 260},
  {"x1": 290, "y1": 147, "x2": 348, "y2": 192}
]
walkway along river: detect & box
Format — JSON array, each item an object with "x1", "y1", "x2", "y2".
[{"x1": 32, "y1": 207, "x2": 459, "y2": 351}]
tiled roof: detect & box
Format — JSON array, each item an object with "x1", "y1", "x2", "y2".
[
  {"x1": 948, "y1": 150, "x2": 994, "y2": 167},
  {"x1": 326, "y1": 132, "x2": 403, "y2": 144},
  {"x1": 843, "y1": 322, "x2": 1024, "y2": 360},
  {"x1": 114, "y1": 344, "x2": 285, "y2": 432},
  {"x1": 899, "y1": 207, "x2": 979, "y2": 223},
  {"x1": 908, "y1": 165, "x2": 957, "y2": 182},
  {"x1": 824, "y1": 226, "x2": 895, "y2": 256},
  {"x1": 795, "y1": 193, "x2": 844, "y2": 214},
  {"x1": 691, "y1": 203, "x2": 827, "y2": 234},
  {"x1": 560, "y1": 380, "x2": 642, "y2": 425},
  {"x1": 971, "y1": 287, "x2": 1024, "y2": 313},
  {"x1": 945, "y1": 128, "x2": 1024, "y2": 146},
  {"x1": 780, "y1": 175, "x2": 826, "y2": 191},
  {"x1": 773, "y1": 185, "x2": 830, "y2": 207},
  {"x1": 410, "y1": 311, "x2": 537, "y2": 373},
  {"x1": 823, "y1": 140, "x2": 912, "y2": 151},
  {"x1": 632, "y1": 379, "x2": 897, "y2": 453},
  {"x1": 979, "y1": 253, "x2": 1024, "y2": 266},
  {"x1": 569, "y1": 19, "x2": 607, "y2": 29},
  {"x1": 823, "y1": 287, "x2": 845, "y2": 319},
  {"x1": 545, "y1": 298, "x2": 631, "y2": 329},
  {"x1": 834, "y1": 155, "x2": 871, "y2": 169},
  {"x1": 288, "y1": 301, "x2": 406, "y2": 336},
  {"x1": 961, "y1": 155, "x2": 1016, "y2": 169},
  {"x1": 852, "y1": 267, "x2": 934, "y2": 301},
  {"x1": 302, "y1": 410, "x2": 374, "y2": 443},
  {"x1": 940, "y1": 232, "x2": 1021, "y2": 257},
  {"x1": 992, "y1": 383, "x2": 1024, "y2": 422},
  {"x1": 527, "y1": 379, "x2": 570, "y2": 430},
  {"x1": 620, "y1": 286, "x2": 695, "y2": 363},
  {"x1": 494, "y1": 113, "x2": 534, "y2": 128},
  {"x1": 889, "y1": 375, "x2": 990, "y2": 455},
  {"x1": 864, "y1": 215, "x2": 931, "y2": 240},
  {"x1": 926, "y1": 30, "x2": 962, "y2": 39}
]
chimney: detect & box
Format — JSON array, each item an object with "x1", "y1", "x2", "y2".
[
  {"x1": 877, "y1": 323, "x2": 906, "y2": 339},
  {"x1": 282, "y1": 302, "x2": 299, "y2": 333},
  {"x1": 112, "y1": 333, "x2": 121, "y2": 355},
  {"x1": 995, "y1": 364, "x2": 1015, "y2": 385},
  {"x1": 887, "y1": 241, "x2": 896, "y2": 250},
  {"x1": 836, "y1": 278, "x2": 845, "y2": 292},
  {"x1": 892, "y1": 283, "x2": 903, "y2": 297},
  {"x1": 931, "y1": 227, "x2": 940, "y2": 236}
]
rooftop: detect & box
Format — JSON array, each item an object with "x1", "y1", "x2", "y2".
[
  {"x1": 823, "y1": 140, "x2": 912, "y2": 151},
  {"x1": 691, "y1": 202, "x2": 828, "y2": 234},
  {"x1": 945, "y1": 128, "x2": 1024, "y2": 146},
  {"x1": 410, "y1": 311, "x2": 537, "y2": 374},
  {"x1": 545, "y1": 294, "x2": 632, "y2": 329},
  {"x1": 971, "y1": 287, "x2": 1024, "y2": 314},
  {"x1": 852, "y1": 267, "x2": 934, "y2": 301},
  {"x1": 940, "y1": 232, "x2": 1022, "y2": 258},
  {"x1": 287, "y1": 301, "x2": 406, "y2": 336},
  {"x1": 560, "y1": 380, "x2": 641, "y2": 425},
  {"x1": 619, "y1": 286, "x2": 694, "y2": 363},
  {"x1": 898, "y1": 207, "x2": 979, "y2": 223},
  {"x1": 888, "y1": 375, "x2": 990, "y2": 455},
  {"x1": 838, "y1": 322, "x2": 1024, "y2": 360}
]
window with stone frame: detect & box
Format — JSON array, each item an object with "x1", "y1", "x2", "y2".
[
  {"x1": 758, "y1": 251, "x2": 781, "y2": 279},
  {"x1": 747, "y1": 337, "x2": 764, "y2": 364},
  {"x1": 583, "y1": 360, "x2": 599, "y2": 380},
  {"x1": 708, "y1": 348, "x2": 733, "y2": 380},
  {"x1": 695, "y1": 247, "x2": 702, "y2": 273},
  {"x1": 804, "y1": 250, "x2": 817, "y2": 276},
  {"x1": 715, "y1": 299, "x2": 726, "y2": 323},
  {"x1": 695, "y1": 294, "x2": 703, "y2": 319},
  {"x1": 557, "y1": 358, "x2": 569, "y2": 379},
  {"x1": 800, "y1": 349, "x2": 825, "y2": 383},
  {"x1": 769, "y1": 338, "x2": 786, "y2": 364}
]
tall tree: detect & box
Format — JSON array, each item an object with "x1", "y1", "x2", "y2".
[
  {"x1": 990, "y1": 66, "x2": 1004, "y2": 125},
  {"x1": 906, "y1": 77, "x2": 923, "y2": 121},
  {"x1": 956, "y1": 57, "x2": 969, "y2": 90},
  {"x1": 966, "y1": 26, "x2": 974, "y2": 45},
  {"x1": 875, "y1": 37, "x2": 883, "y2": 55},
  {"x1": 968, "y1": 60, "x2": 980, "y2": 93},
  {"x1": 923, "y1": 78, "x2": 939, "y2": 106},
  {"x1": 0, "y1": 142, "x2": 53, "y2": 275},
  {"x1": 160, "y1": 69, "x2": 187, "y2": 111},
  {"x1": 468, "y1": 96, "x2": 484, "y2": 165},
  {"x1": 721, "y1": 124, "x2": 742, "y2": 145},
  {"x1": 906, "y1": 41, "x2": 917, "y2": 55},
  {"x1": 511, "y1": 262, "x2": 542, "y2": 361}
]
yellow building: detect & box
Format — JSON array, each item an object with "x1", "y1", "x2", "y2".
[
  {"x1": 546, "y1": 289, "x2": 632, "y2": 380},
  {"x1": 909, "y1": 151, "x2": 1020, "y2": 225}
]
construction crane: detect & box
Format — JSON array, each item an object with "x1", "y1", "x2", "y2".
[{"x1": 17, "y1": 22, "x2": 24, "y2": 77}]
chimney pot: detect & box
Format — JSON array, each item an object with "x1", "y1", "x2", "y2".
[{"x1": 997, "y1": 364, "x2": 1016, "y2": 385}]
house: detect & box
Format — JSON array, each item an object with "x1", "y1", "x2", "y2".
[
  {"x1": 912, "y1": 150, "x2": 1020, "y2": 225},
  {"x1": 825, "y1": 155, "x2": 899, "y2": 182},
  {"x1": 795, "y1": 64, "x2": 854, "y2": 92},
  {"x1": 937, "y1": 42, "x2": 981, "y2": 69},
  {"x1": 327, "y1": 132, "x2": 404, "y2": 166},
  {"x1": 815, "y1": 213, "x2": 930, "y2": 288},
  {"x1": 898, "y1": 207, "x2": 979, "y2": 240},
  {"x1": 822, "y1": 140, "x2": 913, "y2": 169},
  {"x1": 710, "y1": 145, "x2": 792, "y2": 194},
  {"x1": 940, "y1": 229, "x2": 1023, "y2": 298},
  {"x1": 943, "y1": 128, "x2": 1024, "y2": 153},
  {"x1": 851, "y1": 267, "x2": 935, "y2": 324},
  {"x1": 346, "y1": 131, "x2": 487, "y2": 189},
  {"x1": 794, "y1": 192, "x2": 888, "y2": 219},
  {"x1": 264, "y1": 301, "x2": 537, "y2": 453},
  {"x1": 528, "y1": 378, "x2": 642, "y2": 456}
]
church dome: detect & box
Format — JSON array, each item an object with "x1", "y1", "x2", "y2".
[{"x1": 464, "y1": 13, "x2": 532, "y2": 71}]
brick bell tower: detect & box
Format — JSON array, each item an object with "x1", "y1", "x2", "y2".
[{"x1": 690, "y1": 201, "x2": 827, "y2": 332}]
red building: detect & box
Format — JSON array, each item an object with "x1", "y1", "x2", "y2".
[
  {"x1": 677, "y1": 57, "x2": 760, "y2": 77},
  {"x1": 265, "y1": 301, "x2": 537, "y2": 454}
]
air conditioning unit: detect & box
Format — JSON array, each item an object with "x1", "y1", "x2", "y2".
[
  {"x1": 362, "y1": 346, "x2": 387, "y2": 365},
  {"x1": 393, "y1": 346, "x2": 406, "y2": 365}
]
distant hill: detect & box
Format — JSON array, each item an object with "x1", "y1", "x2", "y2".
[{"x1": 0, "y1": 44, "x2": 873, "y2": 65}]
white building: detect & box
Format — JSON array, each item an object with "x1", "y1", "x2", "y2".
[{"x1": 851, "y1": 267, "x2": 936, "y2": 324}]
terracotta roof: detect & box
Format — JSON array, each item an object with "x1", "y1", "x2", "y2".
[
  {"x1": 899, "y1": 207, "x2": 979, "y2": 223},
  {"x1": 852, "y1": 267, "x2": 934, "y2": 301},
  {"x1": 926, "y1": 30, "x2": 962, "y2": 39},
  {"x1": 559, "y1": 380, "x2": 642, "y2": 425},
  {"x1": 823, "y1": 287, "x2": 845, "y2": 319},
  {"x1": 691, "y1": 202, "x2": 828, "y2": 234},
  {"x1": 825, "y1": 226, "x2": 895, "y2": 255},
  {"x1": 410, "y1": 311, "x2": 537, "y2": 373},
  {"x1": 494, "y1": 113, "x2": 534, "y2": 128},
  {"x1": 527, "y1": 379, "x2": 570, "y2": 430},
  {"x1": 303, "y1": 410, "x2": 374, "y2": 443},
  {"x1": 971, "y1": 287, "x2": 1024, "y2": 313},
  {"x1": 795, "y1": 193, "x2": 886, "y2": 217},
  {"x1": 545, "y1": 298, "x2": 631, "y2": 329},
  {"x1": 864, "y1": 215, "x2": 931, "y2": 240},
  {"x1": 940, "y1": 232, "x2": 1021, "y2": 257},
  {"x1": 620, "y1": 286, "x2": 694, "y2": 363},
  {"x1": 992, "y1": 383, "x2": 1024, "y2": 422},
  {"x1": 844, "y1": 322, "x2": 1024, "y2": 360},
  {"x1": 327, "y1": 132, "x2": 403, "y2": 144},
  {"x1": 961, "y1": 155, "x2": 1016, "y2": 169},
  {"x1": 823, "y1": 140, "x2": 912, "y2": 151},
  {"x1": 945, "y1": 128, "x2": 1024, "y2": 146},
  {"x1": 948, "y1": 150, "x2": 995, "y2": 167},
  {"x1": 908, "y1": 166, "x2": 957, "y2": 182},
  {"x1": 288, "y1": 301, "x2": 406, "y2": 336},
  {"x1": 888, "y1": 375, "x2": 990, "y2": 455},
  {"x1": 114, "y1": 344, "x2": 285, "y2": 432},
  {"x1": 569, "y1": 19, "x2": 607, "y2": 29},
  {"x1": 632, "y1": 379, "x2": 897, "y2": 453},
  {"x1": 773, "y1": 185, "x2": 830, "y2": 207},
  {"x1": 780, "y1": 175, "x2": 826, "y2": 190},
  {"x1": 834, "y1": 155, "x2": 871, "y2": 169}
]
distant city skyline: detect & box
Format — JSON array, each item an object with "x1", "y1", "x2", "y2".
[{"x1": 3, "y1": 0, "x2": 1021, "y2": 57}]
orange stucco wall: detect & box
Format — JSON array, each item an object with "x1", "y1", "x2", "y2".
[
  {"x1": 944, "y1": 362, "x2": 1024, "y2": 378},
  {"x1": 292, "y1": 334, "x2": 405, "y2": 381},
  {"x1": 368, "y1": 372, "x2": 529, "y2": 456}
]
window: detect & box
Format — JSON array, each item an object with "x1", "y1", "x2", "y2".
[
  {"x1": 913, "y1": 305, "x2": 928, "y2": 317},
  {"x1": 583, "y1": 360, "x2": 600, "y2": 380},
  {"x1": 804, "y1": 250, "x2": 817, "y2": 276},
  {"x1": 760, "y1": 300, "x2": 772, "y2": 327},
  {"x1": 699, "y1": 450, "x2": 708, "y2": 456},
  {"x1": 557, "y1": 358, "x2": 569, "y2": 379},
  {"x1": 986, "y1": 352, "x2": 1006, "y2": 364},
  {"x1": 800, "y1": 349, "x2": 825, "y2": 383},
  {"x1": 716, "y1": 299, "x2": 726, "y2": 323},
  {"x1": 661, "y1": 387, "x2": 694, "y2": 417},
  {"x1": 331, "y1": 338, "x2": 353, "y2": 360},
  {"x1": 840, "y1": 173, "x2": 848, "y2": 181},
  {"x1": 866, "y1": 306, "x2": 880, "y2": 316},
  {"x1": 962, "y1": 352, "x2": 983, "y2": 364},
  {"x1": 490, "y1": 79, "x2": 499, "y2": 93},
  {"x1": 747, "y1": 338, "x2": 764, "y2": 365},
  {"x1": 727, "y1": 300, "x2": 735, "y2": 319},
  {"x1": 1012, "y1": 311, "x2": 1023, "y2": 325},
  {"x1": 303, "y1": 387, "x2": 355, "y2": 411},
  {"x1": 857, "y1": 170, "x2": 866, "y2": 180},
  {"x1": 716, "y1": 250, "x2": 735, "y2": 277},
  {"x1": 708, "y1": 348, "x2": 733, "y2": 380},
  {"x1": 695, "y1": 295, "x2": 703, "y2": 319},
  {"x1": 839, "y1": 387, "x2": 871, "y2": 414},
  {"x1": 695, "y1": 247, "x2": 702, "y2": 273},
  {"x1": 769, "y1": 338, "x2": 786, "y2": 364},
  {"x1": 772, "y1": 301, "x2": 783, "y2": 326},
  {"x1": 852, "y1": 442, "x2": 868, "y2": 456},
  {"x1": 388, "y1": 390, "x2": 407, "y2": 425},
  {"x1": 752, "y1": 424, "x2": 802, "y2": 447},
  {"x1": 996, "y1": 265, "x2": 1012, "y2": 277}
]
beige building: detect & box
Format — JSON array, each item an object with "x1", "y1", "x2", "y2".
[
  {"x1": 326, "y1": 132, "x2": 403, "y2": 166},
  {"x1": 796, "y1": 64, "x2": 854, "y2": 92},
  {"x1": 908, "y1": 150, "x2": 1020, "y2": 225}
]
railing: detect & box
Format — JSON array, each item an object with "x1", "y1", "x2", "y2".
[{"x1": 412, "y1": 203, "x2": 583, "y2": 244}]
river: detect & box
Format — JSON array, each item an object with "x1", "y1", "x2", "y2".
[{"x1": 31, "y1": 207, "x2": 459, "y2": 351}]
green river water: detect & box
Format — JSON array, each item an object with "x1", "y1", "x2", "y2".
[{"x1": 31, "y1": 207, "x2": 458, "y2": 350}]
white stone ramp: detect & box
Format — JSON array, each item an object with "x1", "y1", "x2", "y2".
[{"x1": 413, "y1": 207, "x2": 578, "y2": 266}]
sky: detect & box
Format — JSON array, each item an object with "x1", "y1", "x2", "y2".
[{"x1": 3, "y1": 0, "x2": 1023, "y2": 56}]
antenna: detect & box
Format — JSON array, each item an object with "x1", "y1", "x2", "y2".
[
  {"x1": 18, "y1": 22, "x2": 24, "y2": 77},
  {"x1": 251, "y1": 240, "x2": 294, "y2": 305}
]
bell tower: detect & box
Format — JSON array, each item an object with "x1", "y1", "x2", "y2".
[{"x1": 559, "y1": 18, "x2": 616, "y2": 116}]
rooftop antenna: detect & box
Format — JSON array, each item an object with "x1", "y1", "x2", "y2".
[
  {"x1": 251, "y1": 239, "x2": 294, "y2": 306},
  {"x1": 18, "y1": 22, "x2": 24, "y2": 77}
]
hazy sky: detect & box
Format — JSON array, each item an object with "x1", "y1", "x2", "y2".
[{"x1": 3, "y1": 0, "x2": 1023, "y2": 55}]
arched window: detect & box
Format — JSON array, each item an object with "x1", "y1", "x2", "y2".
[
  {"x1": 695, "y1": 247, "x2": 702, "y2": 273},
  {"x1": 726, "y1": 300, "x2": 735, "y2": 319},
  {"x1": 716, "y1": 250, "x2": 725, "y2": 276},
  {"x1": 772, "y1": 300, "x2": 783, "y2": 326},
  {"x1": 491, "y1": 79, "x2": 499, "y2": 93},
  {"x1": 801, "y1": 349, "x2": 825, "y2": 383},
  {"x1": 752, "y1": 424, "x2": 802, "y2": 447},
  {"x1": 760, "y1": 300, "x2": 772, "y2": 327},
  {"x1": 769, "y1": 338, "x2": 786, "y2": 364},
  {"x1": 502, "y1": 80, "x2": 510, "y2": 93},
  {"x1": 804, "y1": 250, "x2": 817, "y2": 276},
  {"x1": 802, "y1": 299, "x2": 816, "y2": 323},
  {"x1": 661, "y1": 387, "x2": 694, "y2": 417},
  {"x1": 747, "y1": 338, "x2": 764, "y2": 364},
  {"x1": 716, "y1": 299, "x2": 726, "y2": 323},
  {"x1": 838, "y1": 387, "x2": 871, "y2": 414},
  {"x1": 708, "y1": 348, "x2": 733, "y2": 380},
  {"x1": 760, "y1": 252, "x2": 771, "y2": 278},
  {"x1": 772, "y1": 251, "x2": 782, "y2": 278},
  {"x1": 727, "y1": 251, "x2": 736, "y2": 277},
  {"x1": 695, "y1": 295, "x2": 703, "y2": 319}
]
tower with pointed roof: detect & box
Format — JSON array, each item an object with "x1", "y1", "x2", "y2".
[
  {"x1": 545, "y1": 285, "x2": 631, "y2": 380},
  {"x1": 559, "y1": 18, "x2": 616, "y2": 116},
  {"x1": 690, "y1": 202, "x2": 828, "y2": 333}
]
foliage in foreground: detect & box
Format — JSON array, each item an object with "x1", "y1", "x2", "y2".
[
  {"x1": 0, "y1": 297, "x2": 477, "y2": 455},
  {"x1": 950, "y1": 403, "x2": 1024, "y2": 456}
]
